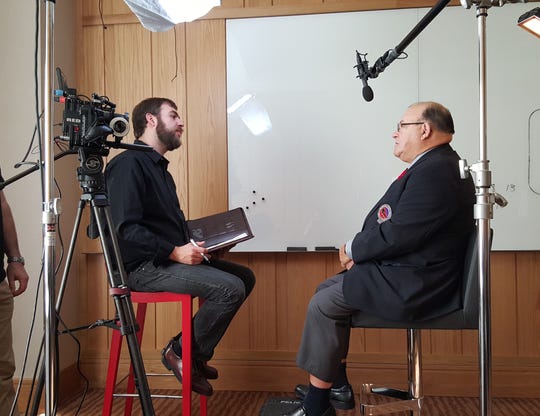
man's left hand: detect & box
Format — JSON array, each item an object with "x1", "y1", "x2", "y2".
[
  {"x1": 7, "y1": 263, "x2": 29, "y2": 297},
  {"x1": 339, "y1": 244, "x2": 353, "y2": 270}
]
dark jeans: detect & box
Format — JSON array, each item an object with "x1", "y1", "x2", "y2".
[{"x1": 128, "y1": 258, "x2": 255, "y2": 361}]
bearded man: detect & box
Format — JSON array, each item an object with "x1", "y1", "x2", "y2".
[{"x1": 105, "y1": 97, "x2": 256, "y2": 396}]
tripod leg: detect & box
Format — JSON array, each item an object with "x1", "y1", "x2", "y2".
[
  {"x1": 90, "y1": 195, "x2": 155, "y2": 416},
  {"x1": 28, "y1": 199, "x2": 87, "y2": 416}
]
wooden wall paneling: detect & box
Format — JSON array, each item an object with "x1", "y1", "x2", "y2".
[
  {"x1": 429, "y1": 329, "x2": 463, "y2": 355},
  {"x1": 516, "y1": 252, "x2": 540, "y2": 356},
  {"x1": 491, "y1": 251, "x2": 518, "y2": 356},
  {"x1": 461, "y1": 329, "x2": 478, "y2": 356},
  {"x1": 221, "y1": 0, "x2": 246, "y2": 7},
  {"x1": 82, "y1": 0, "x2": 100, "y2": 18},
  {"x1": 364, "y1": 328, "x2": 407, "y2": 354},
  {"x1": 185, "y1": 20, "x2": 228, "y2": 219},
  {"x1": 245, "y1": 0, "x2": 273, "y2": 7},
  {"x1": 79, "y1": 26, "x2": 105, "y2": 105},
  {"x1": 228, "y1": 252, "x2": 280, "y2": 350},
  {"x1": 273, "y1": 0, "x2": 322, "y2": 5},
  {"x1": 276, "y1": 253, "x2": 330, "y2": 351},
  {"x1": 103, "y1": 23, "x2": 153, "y2": 131},
  {"x1": 216, "y1": 253, "x2": 253, "y2": 350},
  {"x1": 111, "y1": 0, "x2": 132, "y2": 15},
  {"x1": 150, "y1": 25, "x2": 189, "y2": 215}
]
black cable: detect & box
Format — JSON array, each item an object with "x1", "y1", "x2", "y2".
[{"x1": 56, "y1": 315, "x2": 90, "y2": 415}]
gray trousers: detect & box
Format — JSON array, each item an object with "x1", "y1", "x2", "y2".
[{"x1": 296, "y1": 274, "x2": 361, "y2": 383}]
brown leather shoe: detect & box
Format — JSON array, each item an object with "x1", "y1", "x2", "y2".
[
  {"x1": 197, "y1": 360, "x2": 219, "y2": 380},
  {"x1": 161, "y1": 339, "x2": 213, "y2": 396}
]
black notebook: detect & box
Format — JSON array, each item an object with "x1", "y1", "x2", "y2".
[{"x1": 186, "y1": 207, "x2": 254, "y2": 252}]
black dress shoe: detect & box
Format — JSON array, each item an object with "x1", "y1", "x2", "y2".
[
  {"x1": 283, "y1": 404, "x2": 336, "y2": 416},
  {"x1": 161, "y1": 339, "x2": 213, "y2": 396},
  {"x1": 294, "y1": 384, "x2": 355, "y2": 410},
  {"x1": 196, "y1": 360, "x2": 219, "y2": 380}
]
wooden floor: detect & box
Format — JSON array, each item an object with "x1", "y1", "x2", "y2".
[{"x1": 56, "y1": 388, "x2": 540, "y2": 415}]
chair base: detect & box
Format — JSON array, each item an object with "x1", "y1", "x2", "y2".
[{"x1": 360, "y1": 383, "x2": 423, "y2": 416}]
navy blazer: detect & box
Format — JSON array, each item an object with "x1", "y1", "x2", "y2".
[{"x1": 342, "y1": 144, "x2": 475, "y2": 322}]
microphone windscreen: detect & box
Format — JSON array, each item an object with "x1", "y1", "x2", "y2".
[{"x1": 362, "y1": 86, "x2": 374, "y2": 102}]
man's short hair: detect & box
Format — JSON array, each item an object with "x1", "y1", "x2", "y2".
[
  {"x1": 421, "y1": 102, "x2": 455, "y2": 135},
  {"x1": 132, "y1": 97, "x2": 178, "y2": 139}
]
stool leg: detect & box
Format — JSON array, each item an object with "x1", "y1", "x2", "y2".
[
  {"x1": 182, "y1": 297, "x2": 193, "y2": 416},
  {"x1": 200, "y1": 395, "x2": 208, "y2": 416},
  {"x1": 197, "y1": 298, "x2": 208, "y2": 416},
  {"x1": 124, "y1": 302, "x2": 148, "y2": 416},
  {"x1": 407, "y1": 329, "x2": 422, "y2": 416},
  {"x1": 102, "y1": 321, "x2": 123, "y2": 416}
]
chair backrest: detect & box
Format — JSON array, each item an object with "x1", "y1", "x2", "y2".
[{"x1": 457, "y1": 230, "x2": 480, "y2": 328}]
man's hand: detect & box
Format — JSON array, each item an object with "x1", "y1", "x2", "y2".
[
  {"x1": 7, "y1": 262, "x2": 29, "y2": 297},
  {"x1": 339, "y1": 244, "x2": 353, "y2": 270},
  {"x1": 169, "y1": 242, "x2": 210, "y2": 264}
]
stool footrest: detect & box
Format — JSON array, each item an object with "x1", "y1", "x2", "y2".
[
  {"x1": 370, "y1": 387, "x2": 410, "y2": 401},
  {"x1": 360, "y1": 399, "x2": 422, "y2": 415},
  {"x1": 360, "y1": 384, "x2": 422, "y2": 416},
  {"x1": 113, "y1": 393, "x2": 182, "y2": 400}
]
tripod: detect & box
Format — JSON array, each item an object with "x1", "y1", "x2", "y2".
[{"x1": 28, "y1": 145, "x2": 155, "y2": 415}]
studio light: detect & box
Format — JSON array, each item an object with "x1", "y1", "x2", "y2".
[
  {"x1": 123, "y1": 0, "x2": 220, "y2": 31},
  {"x1": 518, "y1": 7, "x2": 540, "y2": 38}
]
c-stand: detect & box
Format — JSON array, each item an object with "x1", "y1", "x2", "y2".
[{"x1": 27, "y1": 143, "x2": 155, "y2": 415}]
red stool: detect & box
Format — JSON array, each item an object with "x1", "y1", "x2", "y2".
[{"x1": 102, "y1": 291, "x2": 208, "y2": 416}]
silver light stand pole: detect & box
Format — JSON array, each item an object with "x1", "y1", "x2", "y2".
[
  {"x1": 459, "y1": 1, "x2": 517, "y2": 415},
  {"x1": 472, "y1": 5, "x2": 493, "y2": 416},
  {"x1": 42, "y1": 0, "x2": 60, "y2": 414}
]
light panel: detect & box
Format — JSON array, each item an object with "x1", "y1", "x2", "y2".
[{"x1": 518, "y1": 7, "x2": 540, "y2": 38}]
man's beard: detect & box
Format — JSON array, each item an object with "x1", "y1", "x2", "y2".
[{"x1": 156, "y1": 118, "x2": 181, "y2": 151}]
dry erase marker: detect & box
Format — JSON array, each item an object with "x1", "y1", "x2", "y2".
[{"x1": 190, "y1": 238, "x2": 209, "y2": 262}]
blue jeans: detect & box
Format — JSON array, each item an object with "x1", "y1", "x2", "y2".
[{"x1": 127, "y1": 258, "x2": 255, "y2": 361}]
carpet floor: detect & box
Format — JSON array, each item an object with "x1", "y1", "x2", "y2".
[{"x1": 55, "y1": 388, "x2": 540, "y2": 415}]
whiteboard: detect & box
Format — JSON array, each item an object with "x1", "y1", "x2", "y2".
[{"x1": 227, "y1": 5, "x2": 540, "y2": 251}]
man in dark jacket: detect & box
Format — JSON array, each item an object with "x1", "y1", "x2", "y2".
[{"x1": 287, "y1": 102, "x2": 475, "y2": 416}]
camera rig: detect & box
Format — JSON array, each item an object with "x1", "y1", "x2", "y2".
[
  {"x1": 55, "y1": 88, "x2": 130, "y2": 152},
  {"x1": 53, "y1": 70, "x2": 150, "y2": 194}
]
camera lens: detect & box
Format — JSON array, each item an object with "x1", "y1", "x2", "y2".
[{"x1": 109, "y1": 117, "x2": 130, "y2": 137}]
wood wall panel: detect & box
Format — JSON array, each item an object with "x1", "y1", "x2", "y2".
[
  {"x1": 185, "y1": 20, "x2": 228, "y2": 219},
  {"x1": 79, "y1": 26, "x2": 104, "y2": 94},
  {"x1": 491, "y1": 251, "x2": 518, "y2": 356},
  {"x1": 76, "y1": 0, "x2": 540, "y2": 396},
  {"x1": 151, "y1": 26, "x2": 189, "y2": 216},
  {"x1": 516, "y1": 252, "x2": 540, "y2": 356},
  {"x1": 104, "y1": 24, "x2": 152, "y2": 119}
]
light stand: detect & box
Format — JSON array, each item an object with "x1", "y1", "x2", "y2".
[
  {"x1": 42, "y1": 1, "x2": 59, "y2": 414},
  {"x1": 458, "y1": 2, "x2": 521, "y2": 416},
  {"x1": 38, "y1": 2, "x2": 155, "y2": 414}
]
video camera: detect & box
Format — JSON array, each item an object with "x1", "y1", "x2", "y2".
[{"x1": 54, "y1": 68, "x2": 130, "y2": 150}]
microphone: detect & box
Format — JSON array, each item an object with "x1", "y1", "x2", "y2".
[{"x1": 354, "y1": 51, "x2": 374, "y2": 102}]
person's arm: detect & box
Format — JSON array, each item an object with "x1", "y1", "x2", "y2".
[{"x1": 1, "y1": 190, "x2": 29, "y2": 296}]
